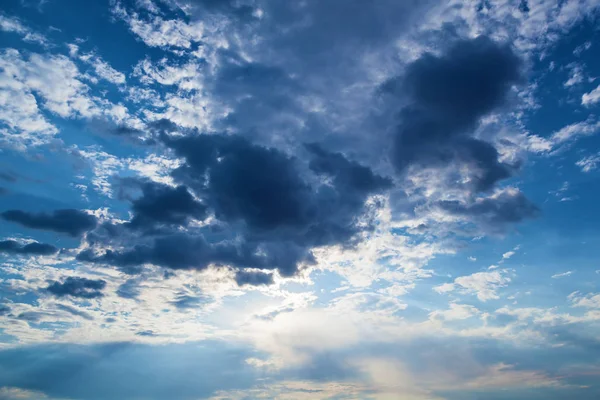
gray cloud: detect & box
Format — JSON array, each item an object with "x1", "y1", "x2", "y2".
[
  {"x1": 45, "y1": 277, "x2": 107, "y2": 299},
  {"x1": 1, "y1": 209, "x2": 97, "y2": 237},
  {"x1": 386, "y1": 36, "x2": 523, "y2": 192},
  {"x1": 0, "y1": 240, "x2": 58, "y2": 256}
]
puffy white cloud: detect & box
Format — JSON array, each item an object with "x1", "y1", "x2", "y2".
[
  {"x1": 570, "y1": 292, "x2": 600, "y2": 309},
  {"x1": 0, "y1": 48, "x2": 136, "y2": 148},
  {"x1": 435, "y1": 270, "x2": 512, "y2": 302},
  {"x1": 582, "y1": 84, "x2": 600, "y2": 106}
]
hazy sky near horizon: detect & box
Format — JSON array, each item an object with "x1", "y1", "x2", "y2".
[{"x1": 1, "y1": 0, "x2": 600, "y2": 399}]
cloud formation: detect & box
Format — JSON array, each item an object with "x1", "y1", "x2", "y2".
[
  {"x1": 45, "y1": 277, "x2": 107, "y2": 299},
  {"x1": 1, "y1": 209, "x2": 97, "y2": 237},
  {"x1": 386, "y1": 36, "x2": 522, "y2": 192},
  {"x1": 0, "y1": 240, "x2": 58, "y2": 256}
]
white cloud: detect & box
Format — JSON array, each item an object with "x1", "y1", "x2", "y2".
[
  {"x1": 570, "y1": 292, "x2": 600, "y2": 309},
  {"x1": 551, "y1": 271, "x2": 574, "y2": 279},
  {"x1": 582, "y1": 84, "x2": 600, "y2": 106},
  {"x1": 0, "y1": 386, "x2": 52, "y2": 400},
  {"x1": 576, "y1": 153, "x2": 600, "y2": 172},
  {"x1": 0, "y1": 14, "x2": 48, "y2": 46},
  {"x1": 573, "y1": 40, "x2": 592, "y2": 56},
  {"x1": 0, "y1": 48, "x2": 137, "y2": 148},
  {"x1": 501, "y1": 245, "x2": 520, "y2": 261},
  {"x1": 133, "y1": 58, "x2": 203, "y2": 90},
  {"x1": 429, "y1": 303, "x2": 480, "y2": 321},
  {"x1": 435, "y1": 270, "x2": 512, "y2": 302},
  {"x1": 549, "y1": 118, "x2": 600, "y2": 145},
  {"x1": 564, "y1": 63, "x2": 584, "y2": 87},
  {"x1": 111, "y1": 1, "x2": 207, "y2": 49},
  {"x1": 77, "y1": 146, "x2": 127, "y2": 197},
  {"x1": 78, "y1": 51, "x2": 126, "y2": 85}
]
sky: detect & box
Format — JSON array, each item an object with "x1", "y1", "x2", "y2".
[{"x1": 1, "y1": 0, "x2": 600, "y2": 399}]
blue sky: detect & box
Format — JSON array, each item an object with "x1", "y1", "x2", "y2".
[{"x1": 1, "y1": 0, "x2": 600, "y2": 399}]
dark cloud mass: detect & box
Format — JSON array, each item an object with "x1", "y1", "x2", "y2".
[
  {"x1": 1, "y1": 209, "x2": 97, "y2": 237},
  {"x1": 78, "y1": 133, "x2": 390, "y2": 277},
  {"x1": 0, "y1": 240, "x2": 58, "y2": 255},
  {"x1": 127, "y1": 181, "x2": 208, "y2": 230},
  {"x1": 388, "y1": 36, "x2": 523, "y2": 192},
  {"x1": 45, "y1": 277, "x2": 107, "y2": 299}
]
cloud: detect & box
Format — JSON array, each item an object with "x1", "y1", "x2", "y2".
[
  {"x1": 234, "y1": 270, "x2": 274, "y2": 286},
  {"x1": 564, "y1": 62, "x2": 585, "y2": 87},
  {"x1": 77, "y1": 130, "x2": 392, "y2": 279},
  {"x1": 387, "y1": 36, "x2": 522, "y2": 193},
  {"x1": 124, "y1": 180, "x2": 208, "y2": 231},
  {"x1": 549, "y1": 118, "x2": 600, "y2": 145},
  {"x1": 1, "y1": 209, "x2": 97, "y2": 237},
  {"x1": 434, "y1": 270, "x2": 511, "y2": 301},
  {"x1": 45, "y1": 277, "x2": 107, "y2": 299},
  {"x1": 0, "y1": 48, "x2": 136, "y2": 148},
  {"x1": 0, "y1": 240, "x2": 58, "y2": 256},
  {"x1": 435, "y1": 188, "x2": 539, "y2": 233},
  {"x1": 576, "y1": 153, "x2": 600, "y2": 172},
  {"x1": 569, "y1": 292, "x2": 600, "y2": 309},
  {"x1": 0, "y1": 14, "x2": 48, "y2": 46},
  {"x1": 76, "y1": 50, "x2": 126, "y2": 85},
  {"x1": 582, "y1": 84, "x2": 600, "y2": 106},
  {"x1": 551, "y1": 271, "x2": 574, "y2": 279}
]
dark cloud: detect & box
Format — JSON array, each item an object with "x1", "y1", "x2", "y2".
[
  {"x1": 436, "y1": 189, "x2": 539, "y2": 231},
  {"x1": 126, "y1": 181, "x2": 207, "y2": 231},
  {"x1": 77, "y1": 233, "x2": 312, "y2": 276},
  {"x1": 165, "y1": 133, "x2": 389, "y2": 244},
  {"x1": 0, "y1": 305, "x2": 10, "y2": 316},
  {"x1": 0, "y1": 240, "x2": 58, "y2": 256},
  {"x1": 45, "y1": 277, "x2": 107, "y2": 299},
  {"x1": 234, "y1": 270, "x2": 274, "y2": 286},
  {"x1": 387, "y1": 36, "x2": 523, "y2": 192},
  {"x1": 1, "y1": 209, "x2": 97, "y2": 237},
  {"x1": 306, "y1": 143, "x2": 392, "y2": 196},
  {"x1": 79, "y1": 133, "x2": 389, "y2": 277}
]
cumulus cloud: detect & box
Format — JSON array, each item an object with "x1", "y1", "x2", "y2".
[
  {"x1": 435, "y1": 270, "x2": 512, "y2": 302},
  {"x1": 385, "y1": 36, "x2": 522, "y2": 193}
]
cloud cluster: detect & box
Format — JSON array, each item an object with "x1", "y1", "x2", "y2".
[
  {"x1": 386, "y1": 36, "x2": 522, "y2": 193},
  {"x1": 75, "y1": 132, "x2": 391, "y2": 279}
]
